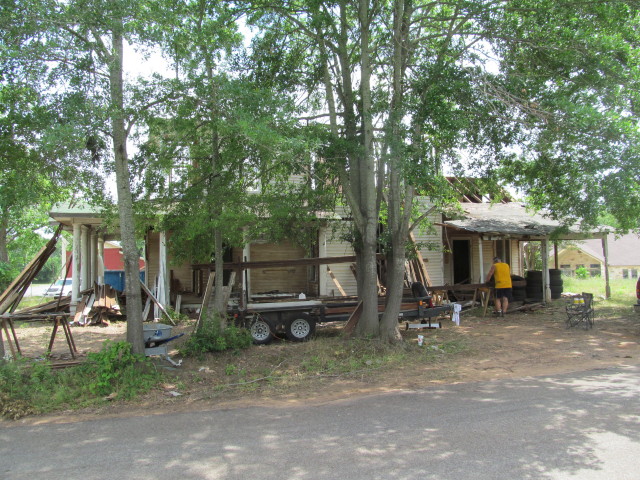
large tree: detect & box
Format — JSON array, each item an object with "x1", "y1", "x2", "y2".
[
  {"x1": 136, "y1": 0, "x2": 335, "y2": 327},
  {"x1": 244, "y1": 0, "x2": 640, "y2": 341},
  {"x1": 2, "y1": 0, "x2": 175, "y2": 353}
]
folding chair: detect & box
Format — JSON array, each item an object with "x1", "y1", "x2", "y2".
[{"x1": 565, "y1": 292, "x2": 595, "y2": 329}]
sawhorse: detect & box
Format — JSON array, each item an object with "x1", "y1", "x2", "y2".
[
  {"x1": 0, "y1": 314, "x2": 78, "y2": 359},
  {"x1": 472, "y1": 287, "x2": 494, "y2": 318}
]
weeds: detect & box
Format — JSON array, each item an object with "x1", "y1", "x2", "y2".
[
  {"x1": 179, "y1": 320, "x2": 252, "y2": 358},
  {"x1": 0, "y1": 341, "x2": 162, "y2": 419}
]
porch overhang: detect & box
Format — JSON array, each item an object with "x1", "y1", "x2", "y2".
[{"x1": 443, "y1": 203, "x2": 609, "y2": 240}]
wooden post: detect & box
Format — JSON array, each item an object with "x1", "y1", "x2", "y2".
[
  {"x1": 541, "y1": 239, "x2": 550, "y2": 303},
  {"x1": 478, "y1": 238, "x2": 484, "y2": 284},
  {"x1": 602, "y1": 235, "x2": 611, "y2": 299},
  {"x1": 194, "y1": 272, "x2": 215, "y2": 331}
]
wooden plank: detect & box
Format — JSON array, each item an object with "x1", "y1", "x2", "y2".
[
  {"x1": 73, "y1": 295, "x2": 89, "y2": 325},
  {"x1": 343, "y1": 300, "x2": 363, "y2": 337},
  {"x1": 194, "y1": 272, "x2": 215, "y2": 331},
  {"x1": 0, "y1": 225, "x2": 62, "y2": 313},
  {"x1": 409, "y1": 232, "x2": 432, "y2": 287},
  {"x1": 140, "y1": 279, "x2": 176, "y2": 325},
  {"x1": 326, "y1": 266, "x2": 347, "y2": 297},
  {"x1": 192, "y1": 254, "x2": 386, "y2": 271},
  {"x1": 222, "y1": 271, "x2": 237, "y2": 308},
  {"x1": 175, "y1": 294, "x2": 182, "y2": 314},
  {"x1": 142, "y1": 296, "x2": 152, "y2": 321}
]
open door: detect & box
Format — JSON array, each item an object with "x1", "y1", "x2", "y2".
[{"x1": 452, "y1": 239, "x2": 471, "y2": 284}]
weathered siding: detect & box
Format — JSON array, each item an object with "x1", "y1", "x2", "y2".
[
  {"x1": 413, "y1": 225, "x2": 445, "y2": 286},
  {"x1": 146, "y1": 231, "x2": 194, "y2": 294},
  {"x1": 323, "y1": 223, "x2": 357, "y2": 297},
  {"x1": 249, "y1": 241, "x2": 308, "y2": 295}
]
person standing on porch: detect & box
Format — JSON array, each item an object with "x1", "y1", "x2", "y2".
[{"x1": 485, "y1": 257, "x2": 512, "y2": 316}]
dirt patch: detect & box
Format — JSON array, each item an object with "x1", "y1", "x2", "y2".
[{"x1": 5, "y1": 300, "x2": 640, "y2": 422}]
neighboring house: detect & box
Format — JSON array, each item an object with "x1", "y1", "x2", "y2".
[{"x1": 557, "y1": 234, "x2": 640, "y2": 279}]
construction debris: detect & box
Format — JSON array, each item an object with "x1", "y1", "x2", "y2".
[{"x1": 72, "y1": 283, "x2": 122, "y2": 326}]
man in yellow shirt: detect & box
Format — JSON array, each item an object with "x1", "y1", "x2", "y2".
[{"x1": 485, "y1": 257, "x2": 512, "y2": 316}]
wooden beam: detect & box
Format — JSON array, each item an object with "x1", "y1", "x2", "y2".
[
  {"x1": 343, "y1": 301, "x2": 363, "y2": 337},
  {"x1": 192, "y1": 254, "x2": 386, "y2": 272},
  {"x1": 326, "y1": 266, "x2": 347, "y2": 297},
  {"x1": 602, "y1": 236, "x2": 611, "y2": 299},
  {"x1": 409, "y1": 232, "x2": 432, "y2": 287},
  {"x1": 193, "y1": 272, "x2": 215, "y2": 331},
  {"x1": 140, "y1": 279, "x2": 176, "y2": 326}
]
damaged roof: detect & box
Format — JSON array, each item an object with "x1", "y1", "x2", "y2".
[{"x1": 444, "y1": 202, "x2": 607, "y2": 240}]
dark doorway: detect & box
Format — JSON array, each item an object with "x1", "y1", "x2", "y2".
[{"x1": 452, "y1": 240, "x2": 471, "y2": 284}]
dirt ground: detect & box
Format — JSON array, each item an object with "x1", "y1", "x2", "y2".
[{"x1": 5, "y1": 298, "x2": 640, "y2": 422}]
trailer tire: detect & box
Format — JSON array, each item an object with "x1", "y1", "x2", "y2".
[
  {"x1": 250, "y1": 317, "x2": 274, "y2": 345},
  {"x1": 286, "y1": 313, "x2": 316, "y2": 342}
]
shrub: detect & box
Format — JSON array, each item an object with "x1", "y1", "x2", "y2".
[
  {"x1": 83, "y1": 341, "x2": 161, "y2": 398},
  {"x1": 575, "y1": 266, "x2": 590, "y2": 279},
  {"x1": 180, "y1": 320, "x2": 252, "y2": 357},
  {"x1": 0, "y1": 341, "x2": 162, "y2": 419}
]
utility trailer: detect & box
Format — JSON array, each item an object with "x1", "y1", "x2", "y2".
[
  {"x1": 233, "y1": 296, "x2": 453, "y2": 344},
  {"x1": 196, "y1": 254, "x2": 450, "y2": 344}
]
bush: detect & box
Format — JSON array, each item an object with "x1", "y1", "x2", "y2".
[
  {"x1": 575, "y1": 266, "x2": 590, "y2": 279},
  {"x1": 180, "y1": 320, "x2": 252, "y2": 358},
  {"x1": 83, "y1": 341, "x2": 161, "y2": 399},
  {"x1": 0, "y1": 341, "x2": 162, "y2": 419}
]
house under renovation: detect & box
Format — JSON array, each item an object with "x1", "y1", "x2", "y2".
[{"x1": 46, "y1": 180, "x2": 609, "y2": 316}]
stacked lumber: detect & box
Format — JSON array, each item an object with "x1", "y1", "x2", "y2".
[
  {"x1": 405, "y1": 233, "x2": 432, "y2": 288},
  {"x1": 72, "y1": 284, "x2": 122, "y2": 326},
  {"x1": 0, "y1": 225, "x2": 62, "y2": 315},
  {"x1": 15, "y1": 295, "x2": 72, "y2": 315}
]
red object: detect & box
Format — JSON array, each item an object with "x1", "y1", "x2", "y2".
[{"x1": 64, "y1": 246, "x2": 144, "y2": 278}]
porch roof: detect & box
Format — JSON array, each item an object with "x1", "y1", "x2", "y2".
[{"x1": 443, "y1": 202, "x2": 608, "y2": 240}]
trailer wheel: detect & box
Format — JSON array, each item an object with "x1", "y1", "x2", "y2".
[
  {"x1": 250, "y1": 317, "x2": 274, "y2": 345},
  {"x1": 286, "y1": 313, "x2": 316, "y2": 342}
]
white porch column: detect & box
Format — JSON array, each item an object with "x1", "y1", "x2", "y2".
[
  {"x1": 80, "y1": 225, "x2": 89, "y2": 291},
  {"x1": 318, "y1": 228, "x2": 328, "y2": 296},
  {"x1": 157, "y1": 231, "x2": 169, "y2": 309},
  {"x1": 97, "y1": 235, "x2": 105, "y2": 285},
  {"x1": 541, "y1": 238, "x2": 550, "y2": 303},
  {"x1": 90, "y1": 228, "x2": 97, "y2": 286},
  {"x1": 71, "y1": 224, "x2": 82, "y2": 307}
]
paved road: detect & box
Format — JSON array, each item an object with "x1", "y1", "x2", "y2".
[{"x1": 2, "y1": 365, "x2": 640, "y2": 480}]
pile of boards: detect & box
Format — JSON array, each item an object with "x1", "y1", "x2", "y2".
[{"x1": 71, "y1": 283, "x2": 122, "y2": 326}]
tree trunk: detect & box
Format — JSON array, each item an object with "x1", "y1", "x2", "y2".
[
  {"x1": 0, "y1": 213, "x2": 8, "y2": 263},
  {"x1": 379, "y1": 0, "x2": 412, "y2": 342},
  {"x1": 110, "y1": 28, "x2": 144, "y2": 355},
  {"x1": 353, "y1": 0, "x2": 380, "y2": 335}
]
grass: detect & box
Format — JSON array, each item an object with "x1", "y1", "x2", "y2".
[
  {"x1": 562, "y1": 275, "x2": 635, "y2": 309},
  {"x1": 16, "y1": 295, "x2": 51, "y2": 309},
  {"x1": 0, "y1": 341, "x2": 162, "y2": 420}
]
